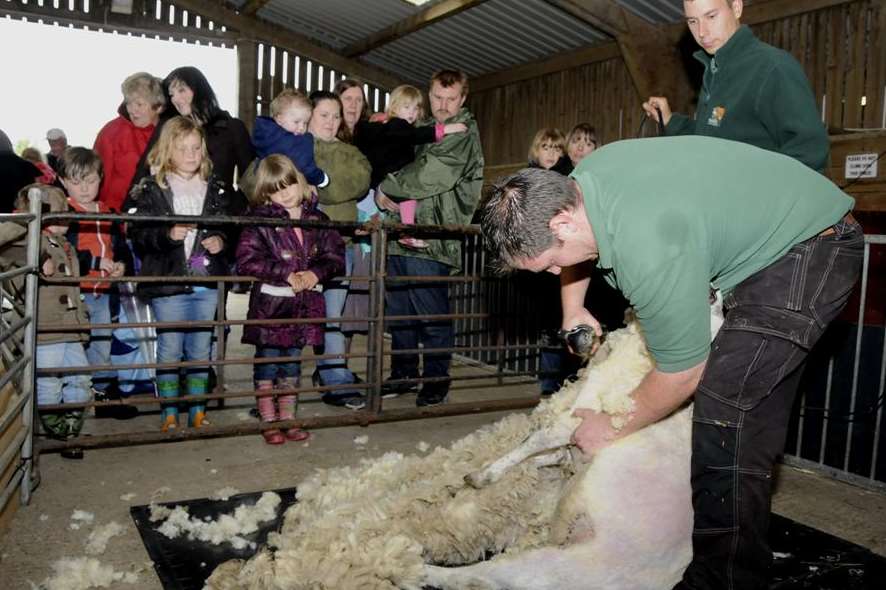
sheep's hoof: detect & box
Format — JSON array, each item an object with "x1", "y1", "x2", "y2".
[{"x1": 464, "y1": 470, "x2": 491, "y2": 489}]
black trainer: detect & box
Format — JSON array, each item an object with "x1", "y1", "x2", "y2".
[
  {"x1": 381, "y1": 376, "x2": 419, "y2": 399},
  {"x1": 416, "y1": 383, "x2": 449, "y2": 407},
  {"x1": 60, "y1": 447, "x2": 84, "y2": 460},
  {"x1": 322, "y1": 392, "x2": 365, "y2": 409}
]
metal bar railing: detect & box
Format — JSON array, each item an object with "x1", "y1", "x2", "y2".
[
  {"x1": 787, "y1": 233, "x2": 886, "y2": 490},
  {"x1": 0, "y1": 316, "x2": 30, "y2": 349},
  {"x1": 33, "y1": 340, "x2": 538, "y2": 375},
  {"x1": 19, "y1": 189, "x2": 42, "y2": 504},
  {"x1": 19, "y1": 204, "x2": 538, "y2": 425},
  {"x1": 9, "y1": 200, "x2": 885, "y2": 498},
  {"x1": 37, "y1": 397, "x2": 540, "y2": 453},
  {"x1": 843, "y1": 240, "x2": 871, "y2": 472}
]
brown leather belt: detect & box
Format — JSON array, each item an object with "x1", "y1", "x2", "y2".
[{"x1": 819, "y1": 212, "x2": 856, "y2": 237}]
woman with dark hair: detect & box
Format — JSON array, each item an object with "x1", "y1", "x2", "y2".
[
  {"x1": 565, "y1": 123, "x2": 598, "y2": 168},
  {"x1": 308, "y1": 90, "x2": 371, "y2": 409},
  {"x1": 333, "y1": 78, "x2": 370, "y2": 144},
  {"x1": 133, "y1": 66, "x2": 254, "y2": 192}
]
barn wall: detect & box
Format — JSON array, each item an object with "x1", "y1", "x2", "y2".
[{"x1": 470, "y1": 0, "x2": 886, "y2": 169}]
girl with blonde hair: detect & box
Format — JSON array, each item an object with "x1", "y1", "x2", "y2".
[{"x1": 126, "y1": 116, "x2": 233, "y2": 431}]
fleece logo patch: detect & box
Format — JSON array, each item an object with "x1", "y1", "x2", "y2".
[{"x1": 707, "y1": 106, "x2": 726, "y2": 127}]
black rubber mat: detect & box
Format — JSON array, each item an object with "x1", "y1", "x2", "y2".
[
  {"x1": 130, "y1": 487, "x2": 298, "y2": 590},
  {"x1": 769, "y1": 513, "x2": 886, "y2": 589},
  {"x1": 132, "y1": 489, "x2": 885, "y2": 590}
]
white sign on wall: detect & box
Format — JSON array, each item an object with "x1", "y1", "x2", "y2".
[{"x1": 844, "y1": 153, "x2": 879, "y2": 179}]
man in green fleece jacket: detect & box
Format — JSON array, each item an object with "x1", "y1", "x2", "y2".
[
  {"x1": 642, "y1": 0, "x2": 828, "y2": 171},
  {"x1": 375, "y1": 69, "x2": 485, "y2": 407},
  {"x1": 480, "y1": 136, "x2": 861, "y2": 590}
]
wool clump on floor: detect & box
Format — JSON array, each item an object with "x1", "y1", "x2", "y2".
[
  {"x1": 85, "y1": 522, "x2": 126, "y2": 555},
  {"x1": 151, "y1": 491, "x2": 281, "y2": 550},
  {"x1": 32, "y1": 557, "x2": 138, "y2": 590}
]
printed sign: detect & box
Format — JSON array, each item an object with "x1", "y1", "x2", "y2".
[{"x1": 844, "y1": 153, "x2": 879, "y2": 179}]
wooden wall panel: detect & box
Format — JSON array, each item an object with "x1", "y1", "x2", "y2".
[
  {"x1": 751, "y1": 0, "x2": 884, "y2": 131},
  {"x1": 468, "y1": 56, "x2": 642, "y2": 167},
  {"x1": 471, "y1": 0, "x2": 883, "y2": 169}
]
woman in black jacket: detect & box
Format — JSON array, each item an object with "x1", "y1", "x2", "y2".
[{"x1": 133, "y1": 67, "x2": 253, "y2": 191}]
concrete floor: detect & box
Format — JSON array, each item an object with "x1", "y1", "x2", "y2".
[{"x1": 1, "y1": 294, "x2": 885, "y2": 589}]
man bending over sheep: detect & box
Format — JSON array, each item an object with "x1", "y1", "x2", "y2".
[{"x1": 480, "y1": 135, "x2": 862, "y2": 590}]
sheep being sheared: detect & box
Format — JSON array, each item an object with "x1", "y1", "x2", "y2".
[{"x1": 205, "y1": 302, "x2": 722, "y2": 590}]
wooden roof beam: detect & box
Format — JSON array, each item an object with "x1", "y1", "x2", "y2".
[
  {"x1": 239, "y1": 0, "x2": 273, "y2": 17},
  {"x1": 545, "y1": 0, "x2": 626, "y2": 37},
  {"x1": 547, "y1": 0, "x2": 693, "y2": 111},
  {"x1": 342, "y1": 0, "x2": 490, "y2": 58},
  {"x1": 169, "y1": 0, "x2": 402, "y2": 89}
]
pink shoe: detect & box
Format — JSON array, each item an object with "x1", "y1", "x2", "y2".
[
  {"x1": 283, "y1": 428, "x2": 310, "y2": 442},
  {"x1": 398, "y1": 237, "x2": 429, "y2": 249},
  {"x1": 262, "y1": 429, "x2": 285, "y2": 445}
]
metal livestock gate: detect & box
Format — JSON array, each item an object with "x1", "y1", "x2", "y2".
[{"x1": 0, "y1": 197, "x2": 877, "y2": 500}]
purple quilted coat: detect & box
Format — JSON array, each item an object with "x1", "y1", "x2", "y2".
[{"x1": 236, "y1": 201, "x2": 345, "y2": 348}]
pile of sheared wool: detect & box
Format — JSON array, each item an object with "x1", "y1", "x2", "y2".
[
  {"x1": 33, "y1": 557, "x2": 138, "y2": 590},
  {"x1": 205, "y1": 407, "x2": 572, "y2": 590},
  {"x1": 150, "y1": 491, "x2": 281, "y2": 550},
  {"x1": 204, "y1": 322, "x2": 657, "y2": 590}
]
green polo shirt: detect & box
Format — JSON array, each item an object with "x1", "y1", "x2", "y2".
[{"x1": 572, "y1": 136, "x2": 853, "y2": 372}]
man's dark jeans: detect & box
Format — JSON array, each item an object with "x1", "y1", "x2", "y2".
[
  {"x1": 679, "y1": 217, "x2": 863, "y2": 590},
  {"x1": 385, "y1": 255, "x2": 453, "y2": 385}
]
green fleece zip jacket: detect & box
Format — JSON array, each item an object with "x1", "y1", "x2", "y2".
[
  {"x1": 379, "y1": 107, "x2": 484, "y2": 272},
  {"x1": 666, "y1": 25, "x2": 829, "y2": 171}
]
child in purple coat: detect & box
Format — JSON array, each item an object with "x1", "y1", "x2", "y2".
[{"x1": 236, "y1": 154, "x2": 345, "y2": 444}]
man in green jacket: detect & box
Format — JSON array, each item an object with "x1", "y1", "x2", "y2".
[
  {"x1": 642, "y1": 0, "x2": 828, "y2": 171},
  {"x1": 376, "y1": 69, "x2": 485, "y2": 406},
  {"x1": 480, "y1": 136, "x2": 861, "y2": 589}
]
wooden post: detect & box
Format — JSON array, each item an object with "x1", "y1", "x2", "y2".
[{"x1": 237, "y1": 38, "x2": 258, "y2": 132}]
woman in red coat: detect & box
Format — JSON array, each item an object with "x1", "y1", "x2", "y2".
[{"x1": 94, "y1": 72, "x2": 165, "y2": 212}]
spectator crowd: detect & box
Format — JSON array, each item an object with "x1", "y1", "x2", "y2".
[{"x1": 2, "y1": 66, "x2": 600, "y2": 453}]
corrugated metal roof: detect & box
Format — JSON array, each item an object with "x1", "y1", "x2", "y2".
[
  {"x1": 615, "y1": 0, "x2": 685, "y2": 24},
  {"x1": 253, "y1": 0, "x2": 449, "y2": 51},
  {"x1": 235, "y1": 0, "x2": 690, "y2": 86},
  {"x1": 360, "y1": 0, "x2": 610, "y2": 85}
]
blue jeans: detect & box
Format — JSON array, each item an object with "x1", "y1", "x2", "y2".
[
  {"x1": 317, "y1": 247, "x2": 357, "y2": 390},
  {"x1": 149, "y1": 289, "x2": 217, "y2": 420},
  {"x1": 112, "y1": 288, "x2": 155, "y2": 394},
  {"x1": 539, "y1": 346, "x2": 564, "y2": 392},
  {"x1": 36, "y1": 342, "x2": 91, "y2": 406},
  {"x1": 385, "y1": 255, "x2": 452, "y2": 382},
  {"x1": 254, "y1": 346, "x2": 302, "y2": 382},
  {"x1": 83, "y1": 293, "x2": 115, "y2": 391}
]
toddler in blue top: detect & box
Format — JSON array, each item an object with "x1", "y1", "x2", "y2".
[{"x1": 251, "y1": 89, "x2": 329, "y2": 188}]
